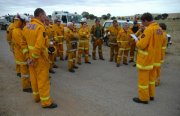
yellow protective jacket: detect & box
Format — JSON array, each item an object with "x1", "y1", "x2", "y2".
[
  {"x1": 117, "y1": 28, "x2": 133, "y2": 50},
  {"x1": 136, "y1": 22, "x2": 164, "y2": 70},
  {"x1": 7, "y1": 20, "x2": 23, "y2": 51},
  {"x1": 64, "y1": 27, "x2": 79, "y2": 52},
  {"x1": 46, "y1": 25, "x2": 55, "y2": 39},
  {"x1": 78, "y1": 27, "x2": 90, "y2": 40},
  {"x1": 6, "y1": 23, "x2": 15, "y2": 45},
  {"x1": 161, "y1": 31, "x2": 167, "y2": 63},
  {"x1": 12, "y1": 27, "x2": 27, "y2": 65},
  {"x1": 23, "y1": 18, "x2": 49, "y2": 61},
  {"x1": 108, "y1": 25, "x2": 121, "y2": 44},
  {"x1": 53, "y1": 24, "x2": 64, "y2": 43}
]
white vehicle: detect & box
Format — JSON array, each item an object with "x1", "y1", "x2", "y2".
[
  {"x1": 52, "y1": 11, "x2": 82, "y2": 28},
  {"x1": 0, "y1": 16, "x2": 13, "y2": 30},
  {"x1": 102, "y1": 20, "x2": 141, "y2": 46},
  {"x1": 103, "y1": 20, "x2": 134, "y2": 29}
]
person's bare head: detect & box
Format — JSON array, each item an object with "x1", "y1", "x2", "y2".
[
  {"x1": 55, "y1": 19, "x2": 61, "y2": 25},
  {"x1": 159, "y1": 23, "x2": 167, "y2": 31},
  {"x1": 95, "y1": 18, "x2": 100, "y2": 25},
  {"x1": 67, "y1": 22, "x2": 73, "y2": 30},
  {"x1": 44, "y1": 17, "x2": 50, "y2": 26},
  {"x1": 123, "y1": 22, "x2": 129, "y2": 31},
  {"x1": 34, "y1": 8, "x2": 46, "y2": 23},
  {"x1": 82, "y1": 22, "x2": 87, "y2": 28},
  {"x1": 141, "y1": 12, "x2": 153, "y2": 27},
  {"x1": 113, "y1": 19, "x2": 118, "y2": 27}
]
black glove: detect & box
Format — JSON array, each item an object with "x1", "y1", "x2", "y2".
[{"x1": 48, "y1": 47, "x2": 55, "y2": 54}]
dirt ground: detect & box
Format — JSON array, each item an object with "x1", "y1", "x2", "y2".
[{"x1": 0, "y1": 26, "x2": 180, "y2": 116}]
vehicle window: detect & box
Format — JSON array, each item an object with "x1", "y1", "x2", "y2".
[
  {"x1": 67, "y1": 16, "x2": 72, "y2": 22},
  {"x1": 118, "y1": 22, "x2": 123, "y2": 27},
  {"x1": 119, "y1": 22, "x2": 133, "y2": 27},
  {"x1": 68, "y1": 15, "x2": 82, "y2": 23},
  {"x1": 128, "y1": 23, "x2": 133, "y2": 27},
  {"x1": 62, "y1": 15, "x2": 67, "y2": 23},
  {"x1": 104, "y1": 22, "x2": 112, "y2": 28}
]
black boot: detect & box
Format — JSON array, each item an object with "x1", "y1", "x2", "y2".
[
  {"x1": 23, "y1": 88, "x2": 32, "y2": 93},
  {"x1": 133, "y1": 64, "x2": 136, "y2": 67},
  {"x1": 49, "y1": 69, "x2": 55, "y2": 74},
  {"x1": 100, "y1": 57, "x2": 105, "y2": 60},
  {"x1": 69, "y1": 69, "x2": 75, "y2": 73},
  {"x1": 43, "y1": 103, "x2": 58, "y2": 109},
  {"x1": 129, "y1": 60, "x2": 134, "y2": 63},
  {"x1": 53, "y1": 64, "x2": 58, "y2": 68},
  {"x1": 85, "y1": 61, "x2": 91, "y2": 64},
  {"x1": 73, "y1": 66, "x2": 78, "y2": 69},
  {"x1": 93, "y1": 58, "x2": 97, "y2": 60},
  {"x1": 150, "y1": 97, "x2": 154, "y2": 101},
  {"x1": 116, "y1": 64, "x2": 120, "y2": 67},
  {"x1": 17, "y1": 73, "x2": 21, "y2": 77},
  {"x1": 133, "y1": 97, "x2": 148, "y2": 104}
]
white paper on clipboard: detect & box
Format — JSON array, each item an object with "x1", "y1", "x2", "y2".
[{"x1": 130, "y1": 34, "x2": 139, "y2": 41}]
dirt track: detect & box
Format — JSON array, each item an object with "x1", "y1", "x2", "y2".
[{"x1": 0, "y1": 30, "x2": 180, "y2": 116}]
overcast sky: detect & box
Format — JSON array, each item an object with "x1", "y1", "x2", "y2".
[{"x1": 0, "y1": 0, "x2": 180, "y2": 16}]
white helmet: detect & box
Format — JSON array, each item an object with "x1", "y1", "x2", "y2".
[
  {"x1": 19, "y1": 14, "x2": 29, "y2": 22},
  {"x1": 80, "y1": 18, "x2": 87, "y2": 23},
  {"x1": 14, "y1": 14, "x2": 29, "y2": 22}
]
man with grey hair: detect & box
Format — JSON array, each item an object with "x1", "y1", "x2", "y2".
[{"x1": 64, "y1": 22, "x2": 79, "y2": 72}]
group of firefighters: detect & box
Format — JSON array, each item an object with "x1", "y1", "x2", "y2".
[{"x1": 6, "y1": 8, "x2": 168, "y2": 108}]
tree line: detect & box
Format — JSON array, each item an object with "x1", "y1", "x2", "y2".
[{"x1": 81, "y1": 11, "x2": 170, "y2": 20}]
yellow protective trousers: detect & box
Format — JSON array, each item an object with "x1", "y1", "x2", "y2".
[
  {"x1": 14, "y1": 48, "x2": 31, "y2": 89},
  {"x1": 138, "y1": 68, "x2": 156, "y2": 101},
  {"x1": 130, "y1": 40, "x2": 136, "y2": 61},
  {"x1": 117, "y1": 49, "x2": 129, "y2": 64},
  {"x1": 56, "y1": 43, "x2": 64, "y2": 59},
  {"x1": 92, "y1": 39, "x2": 103, "y2": 59},
  {"x1": 110, "y1": 44, "x2": 118, "y2": 62},
  {"x1": 154, "y1": 66, "x2": 161, "y2": 86},
  {"x1": 68, "y1": 51, "x2": 76, "y2": 70},
  {"x1": 13, "y1": 52, "x2": 20, "y2": 74},
  {"x1": 48, "y1": 53, "x2": 55, "y2": 70},
  {"x1": 77, "y1": 40, "x2": 89, "y2": 63},
  {"x1": 16, "y1": 64, "x2": 21, "y2": 74},
  {"x1": 29, "y1": 58, "x2": 52, "y2": 107},
  {"x1": 20, "y1": 65, "x2": 31, "y2": 89}
]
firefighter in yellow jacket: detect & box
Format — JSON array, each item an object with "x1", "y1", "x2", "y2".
[
  {"x1": 64, "y1": 22, "x2": 79, "y2": 72},
  {"x1": 155, "y1": 23, "x2": 168, "y2": 86},
  {"x1": 91, "y1": 19, "x2": 104, "y2": 60},
  {"x1": 77, "y1": 20, "x2": 91, "y2": 64},
  {"x1": 133, "y1": 13, "x2": 164, "y2": 104},
  {"x1": 7, "y1": 18, "x2": 21, "y2": 77},
  {"x1": 53, "y1": 19, "x2": 64, "y2": 60},
  {"x1": 23, "y1": 8, "x2": 57, "y2": 108},
  {"x1": 44, "y1": 18, "x2": 57, "y2": 74},
  {"x1": 107, "y1": 19, "x2": 121, "y2": 62},
  {"x1": 116, "y1": 23, "x2": 133, "y2": 67},
  {"x1": 129, "y1": 20, "x2": 140, "y2": 62},
  {"x1": 12, "y1": 14, "x2": 31, "y2": 92}
]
